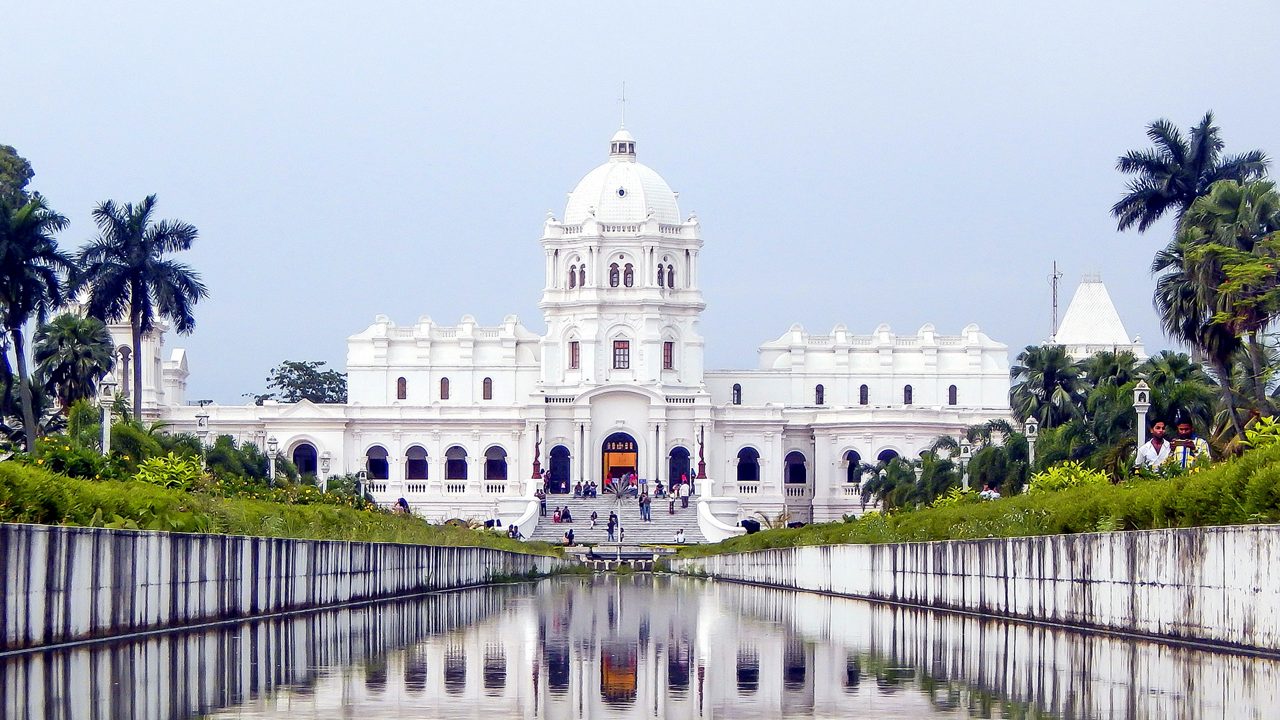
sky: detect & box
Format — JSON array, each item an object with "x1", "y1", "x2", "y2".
[{"x1": 7, "y1": 1, "x2": 1280, "y2": 403}]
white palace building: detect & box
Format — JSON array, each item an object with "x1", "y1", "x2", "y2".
[{"x1": 120, "y1": 128, "x2": 1015, "y2": 541}]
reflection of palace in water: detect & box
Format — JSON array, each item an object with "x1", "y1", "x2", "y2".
[{"x1": 4, "y1": 576, "x2": 1278, "y2": 719}]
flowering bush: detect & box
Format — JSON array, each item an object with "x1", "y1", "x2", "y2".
[{"x1": 31, "y1": 437, "x2": 123, "y2": 482}]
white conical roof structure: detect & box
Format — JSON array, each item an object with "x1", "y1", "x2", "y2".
[{"x1": 1053, "y1": 275, "x2": 1145, "y2": 360}]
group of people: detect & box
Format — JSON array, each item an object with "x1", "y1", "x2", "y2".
[
  {"x1": 572, "y1": 481, "x2": 601, "y2": 498},
  {"x1": 550, "y1": 505, "x2": 574, "y2": 523},
  {"x1": 1135, "y1": 413, "x2": 1211, "y2": 471}
]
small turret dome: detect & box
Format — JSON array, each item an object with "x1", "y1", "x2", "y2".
[{"x1": 564, "y1": 128, "x2": 681, "y2": 225}]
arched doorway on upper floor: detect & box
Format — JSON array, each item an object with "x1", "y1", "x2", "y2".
[
  {"x1": 784, "y1": 451, "x2": 807, "y2": 484},
  {"x1": 405, "y1": 445, "x2": 428, "y2": 480},
  {"x1": 844, "y1": 450, "x2": 862, "y2": 484},
  {"x1": 365, "y1": 446, "x2": 389, "y2": 480},
  {"x1": 877, "y1": 448, "x2": 900, "y2": 464}
]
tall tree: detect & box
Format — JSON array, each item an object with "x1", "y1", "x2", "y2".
[
  {"x1": 1112, "y1": 112, "x2": 1269, "y2": 233},
  {"x1": 0, "y1": 145, "x2": 35, "y2": 208},
  {"x1": 0, "y1": 196, "x2": 76, "y2": 449},
  {"x1": 248, "y1": 360, "x2": 348, "y2": 404},
  {"x1": 77, "y1": 195, "x2": 207, "y2": 418},
  {"x1": 1010, "y1": 345, "x2": 1089, "y2": 429},
  {"x1": 34, "y1": 313, "x2": 115, "y2": 412}
]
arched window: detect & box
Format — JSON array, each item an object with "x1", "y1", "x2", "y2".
[
  {"x1": 859, "y1": 384, "x2": 869, "y2": 405},
  {"x1": 578, "y1": 265, "x2": 586, "y2": 286},
  {"x1": 568, "y1": 267, "x2": 577, "y2": 288},
  {"x1": 815, "y1": 384, "x2": 825, "y2": 405},
  {"x1": 406, "y1": 445, "x2": 428, "y2": 480},
  {"x1": 903, "y1": 385, "x2": 913, "y2": 405},
  {"x1": 609, "y1": 263, "x2": 620, "y2": 287},
  {"x1": 844, "y1": 450, "x2": 862, "y2": 484},
  {"x1": 623, "y1": 263, "x2": 634, "y2": 287},
  {"x1": 440, "y1": 377, "x2": 450, "y2": 400},
  {"x1": 736, "y1": 447, "x2": 760, "y2": 482},
  {"x1": 877, "y1": 449, "x2": 899, "y2": 464},
  {"x1": 667, "y1": 265, "x2": 675, "y2": 288},
  {"x1": 785, "y1": 451, "x2": 806, "y2": 484},
  {"x1": 568, "y1": 340, "x2": 580, "y2": 369},
  {"x1": 657, "y1": 263, "x2": 665, "y2": 287},
  {"x1": 732, "y1": 383, "x2": 742, "y2": 405},
  {"x1": 366, "y1": 446, "x2": 390, "y2": 480},
  {"x1": 445, "y1": 446, "x2": 468, "y2": 480},
  {"x1": 482, "y1": 377, "x2": 493, "y2": 400},
  {"x1": 292, "y1": 443, "x2": 318, "y2": 477},
  {"x1": 948, "y1": 384, "x2": 958, "y2": 405},
  {"x1": 484, "y1": 446, "x2": 507, "y2": 480},
  {"x1": 396, "y1": 377, "x2": 407, "y2": 400},
  {"x1": 549, "y1": 445, "x2": 571, "y2": 493}
]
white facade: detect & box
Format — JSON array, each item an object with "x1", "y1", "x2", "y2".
[
  {"x1": 127, "y1": 128, "x2": 1013, "y2": 533},
  {"x1": 1052, "y1": 274, "x2": 1146, "y2": 361}
]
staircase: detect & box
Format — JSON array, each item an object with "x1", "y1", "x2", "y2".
[{"x1": 526, "y1": 494, "x2": 708, "y2": 545}]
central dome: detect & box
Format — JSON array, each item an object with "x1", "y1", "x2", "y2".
[{"x1": 563, "y1": 129, "x2": 682, "y2": 225}]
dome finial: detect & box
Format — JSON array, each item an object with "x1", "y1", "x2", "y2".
[{"x1": 618, "y1": 81, "x2": 627, "y2": 128}]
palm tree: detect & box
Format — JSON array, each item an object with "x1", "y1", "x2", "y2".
[
  {"x1": 77, "y1": 195, "x2": 207, "y2": 418},
  {"x1": 1112, "y1": 112, "x2": 1269, "y2": 233},
  {"x1": 34, "y1": 313, "x2": 115, "y2": 412},
  {"x1": 0, "y1": 196, "x2": 76, "y2": 450},
  {"x1": 1140, "y1": 351, "x2": 1216, "y2": 429},
  {"x1": 1010, "y1": 345, "x2": 1089, "y2": 428}
]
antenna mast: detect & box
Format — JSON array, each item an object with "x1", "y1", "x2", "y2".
[{"x1": 1050, "y1": 260, "x2": 1063, "y2": 341}]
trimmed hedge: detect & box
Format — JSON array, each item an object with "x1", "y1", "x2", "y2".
[
  {"x1": 0, "y1": 462, "x2": 557, "y2": 555},
  {"x1": 680, "y1": 442, "x2": 1280, "y2": 557}
]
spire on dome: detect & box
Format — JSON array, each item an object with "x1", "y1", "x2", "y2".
[{"x1": 609, "y1": 127, "x2": 636, "y2": 161}]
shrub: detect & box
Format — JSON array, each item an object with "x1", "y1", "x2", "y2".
[
  {"x1": 1027, "y1": 461, "x2": 1110, "y2": 494},
  {"x1": 134, "y1": 452, "x2": 204, "y2": 490}
]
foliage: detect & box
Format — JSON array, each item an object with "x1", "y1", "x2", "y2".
[
  {"x1": 0, "y1": 144, "x2": 35, "y2": 207},
  {"x1": 929, "y1": 485, "x2": 976, "y2": 510},
  {"x1": 1111, "y1": 111, "x2": 1269, "y2": 233},
  {"x1": 249, "y1": 360, "x2": 348, "y2": 404},
  {"x1": 77, "y1": 194, "x2": 207, "y2": 418},
  {"x1": 109, "y1": 422, "x2": 163, "y2": 472},
  {"x1": 30, "y1": 436, "x2": 123, "y2": 481},
  {"x1": 134, "y1": 451, "x2": 204, "y2": 490},
  {"x1": 1243, "y1": 415, "x2": 1280, "y2": 451},
  {"x1": 1010, "y1": 345, "x2": 1087, "y2": 428},
  {"x1": 1026, "y1": 461, "x2": 1110, "y2": 494},
  {"x1": 0, "y1": 195, "x2": 77, "y2": 450},
  {"x1": 681, "y1": 442, "x2": 1280, "y2": 557},
  {"x1": 34, "y1": 313, "x2": 115, "y2": 411},
  {"x1": 0, "y1": 461, "x2": 558, "y2": 554}
]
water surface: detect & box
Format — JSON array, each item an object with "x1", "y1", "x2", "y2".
[{"x1": 3, "y1": 575, "x2": 1276, "y2": 719}]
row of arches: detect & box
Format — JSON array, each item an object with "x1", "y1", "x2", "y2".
[
  {"x1": 358, "y1": 444, "x2": 509, "y2": 481},
  {"x1": 396, "y1": 377, "x2": 494, "y2": 401},
  {"x1": 728, "y1": 384, "x2": 959, "y2": 406},
  {"x1": 564, "y1": 262, "x2": 680, "y2": 290},
  {"x1": 733, "y1": 447, "x2": 900, "y2": 483}
]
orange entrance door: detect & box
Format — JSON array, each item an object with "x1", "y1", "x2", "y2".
[{"x1": 601, "y1": 432, "x2": 638, "y2": 486}]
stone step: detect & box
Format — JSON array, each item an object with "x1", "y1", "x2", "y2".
[{"x1": 527, "y1": 495, "x2": 706, "y2": 544}]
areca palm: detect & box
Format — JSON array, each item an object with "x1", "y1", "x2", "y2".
[
  {"x1": 1011, "y1": 345, "x2": 1088, "y2": 428},
  {"x1": 34, "y1": 313, "x2": 114, "y2": 412},
  {"x1": 1112, "y1": 112, "x2": 1269, "y2": 233},
  {"x1": 77, "y1": 195, "x2": 207, "y2": 418},
  {"x1": 0, "y1": 197, "x2": 76, "y2": 450}
]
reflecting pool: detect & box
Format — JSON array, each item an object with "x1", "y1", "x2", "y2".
[{"x1": 3, "y1": 575, "x2": 1277, "y2": 719}]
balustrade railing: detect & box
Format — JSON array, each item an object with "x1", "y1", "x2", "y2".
[
  {"x1": 785, "y1": 486, "x2": 809, "y2": 498},
  {"x1": 737, "y1": 484, "x2": 759, "y2": 495},
  {"x1": 485, "y1": 482, "x2": 508, "y2": 494},
  {"x1": 367, "y1": 481, "x2": 388, "y2": 494},
  {"x1": 405, "y1": 482, "x2": 429, "y2": 494},
  {"x1": 444, "y1": 482, "x2": 467, "y2": 494}
]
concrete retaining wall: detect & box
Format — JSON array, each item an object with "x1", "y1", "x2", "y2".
[
  {"x1": 0, "y1": 522, "x2": 564, "y2": 651},
  {"x1": 675, "y1": 524, "x2": 1280, "y2": 652}
]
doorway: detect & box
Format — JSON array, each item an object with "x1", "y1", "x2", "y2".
[{"x1": 601, "y1": 432, "x2": 638, "y2": 487}]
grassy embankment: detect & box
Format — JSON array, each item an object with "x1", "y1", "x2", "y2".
[
  {"x1": 0, "y1": 462, "x2": 558, "y2": 555},
  {"x1": 680, "y1": 442, "x2": 1280, "y2": 558}
]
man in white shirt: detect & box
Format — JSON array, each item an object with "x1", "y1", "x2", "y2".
[
  {"x1": 679, "y1": 481, "x2": 691, "y2": 508},
  {"x1": 1134, "y1": 420, "x2": 1171, "y2": 470}
]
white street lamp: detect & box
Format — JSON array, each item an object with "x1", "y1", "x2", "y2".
[
  {"x1": 319, "y1": 451, "x2": 332, "y2": 493},
  {"x1": 98, "y1": 372, "x2": 118, "y2": 457},
  {"x1": 267, "y1": 435, "x2": 279, "y2": 487},
  {"x1": 959, "y1": 437, "x2": 972, "y2": 489},
  {"x1": 1024, "y1": 417, "x2": 1039, "y2": 471},
  {"x1": 1133, "y1": 380, "x2": 1152, "y2": 448},
  {"x1": 194, "y1": 408, "x2": 210, "y2": 469}
]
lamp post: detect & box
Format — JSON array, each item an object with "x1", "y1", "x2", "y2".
[
  {"x1": 98, "y1": 373, "x2": 118, "y2": 457},
  {"x1": 1133, "y1": 380, "x2": 1151, "y2": 448},
  {"x1": 1024, "y1": 417, "x2": 1039, "y2": 471},
  {"x1": 320, "y1": 451, "x2": 332, "y2": 493},
  {"x1": 194, "y1": 408, "x2": 210, "y2": 470},
  {"x1": 357, "y1": 469, "x2": 368, "y2": 499},
  {"x1": 266, "y1": 435, "x2": 279, "y2": 487},
  {"x1": 959, "y1": 438, "x2": 972, "y2": 489}
]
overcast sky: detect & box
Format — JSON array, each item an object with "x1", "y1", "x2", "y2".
[{"x1": 8, "y1": 1, "x2": 1280, "y2": 403}]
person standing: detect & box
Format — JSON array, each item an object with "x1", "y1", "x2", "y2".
[
  {"x1": 1134, "y1": 420, "x2": 1171, "y2": 470},
  {"x1": 679, "y1": 480, "x2": 690, "y2": 509},
  {"x1": 1170, "y1": 411, "x2": 1211, "y2": 469},
  {"x1": 537, "y1": 488, "x2": 547, "y2": 517}
]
